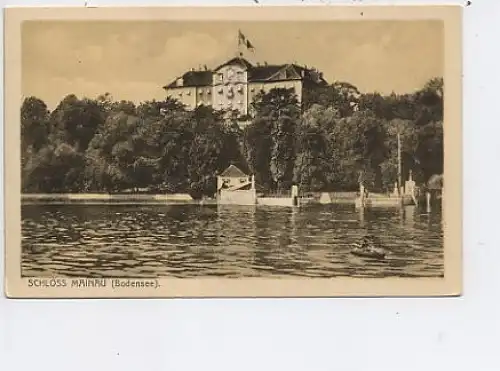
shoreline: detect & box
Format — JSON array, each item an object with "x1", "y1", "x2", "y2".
[
  {"x1": 21, "y1": 193, "x2": 203, "y2": 205},
  {"x1": 21, "y1": 192, "x2": 427, "y2": 207},
  {"x1": 21, "y1": 192, "x2": 359, "y2": 206}
]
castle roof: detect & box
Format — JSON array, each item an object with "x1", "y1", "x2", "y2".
[
  {"x1": 164, "y1": 57, "x2": 328, "y2": 89},
  {"x1": 248, "y1": 64, "x2": 286, "y2": 81},
  {"x1": 214, "y1": 57, "x2": 253, "y2": 71},
  {"x1": 163, "y1": 70, "x2": 213, "y2": 89}
]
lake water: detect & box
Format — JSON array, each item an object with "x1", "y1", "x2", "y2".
[{"x1": 21, "y1": 203, "x2": 443, "y2": 278}]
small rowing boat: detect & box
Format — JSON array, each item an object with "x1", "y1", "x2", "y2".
[{"x1": 351, "y1": 235, "x2": 386, "y2": 259}]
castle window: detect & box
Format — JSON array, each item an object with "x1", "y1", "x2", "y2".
[
  {"x1": 250, "y1": 88, "x2": 255, "y2": 92},
  {"x1": 186, "y1": 91, "x2": 191, "y2": 96}
]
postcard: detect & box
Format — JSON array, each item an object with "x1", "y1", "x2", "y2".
[{"x1": 4, "y1": 5, "x2": 462, "y2": 298}]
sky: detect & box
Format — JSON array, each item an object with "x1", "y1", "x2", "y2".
[{"x1": 22, "y1": 20, "x2": 443, "y2": 110}]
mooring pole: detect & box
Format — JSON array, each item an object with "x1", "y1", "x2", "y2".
[
  {"x1": 426, "y1": 191, "x2": 431, "y2": 213},
  {"x1": 397, "y1": 132, "x2": 402, "y2": 196}
]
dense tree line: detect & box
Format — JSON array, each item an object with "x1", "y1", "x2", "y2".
[{"x1": 21, "y1": 78, "x2": 443, "y2": 198}]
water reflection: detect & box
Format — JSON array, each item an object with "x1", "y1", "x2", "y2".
[{"x1": 21, "y1": 203, "x2": 443, "y2": 278}]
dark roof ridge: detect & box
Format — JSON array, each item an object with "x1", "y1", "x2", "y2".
[
  {"x1": 164, "y1": 69, "x2": 213, "y2": 89},
  {"x1": 164, "y1": 59, "x2": 329, "y2": 88},
  {"x1": 213, "y1": 56, "x2": 253, "y2": 71}
]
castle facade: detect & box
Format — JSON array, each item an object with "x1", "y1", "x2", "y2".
[{"x1": 163, "y1": 57, "x2": 328, "y2": 116}]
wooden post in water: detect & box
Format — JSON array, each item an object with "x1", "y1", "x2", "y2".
[
  {"x1": 358, "y1": 181, "x2": 365, "y2": 224},
  {"x1": 355, "y1": 182, "x2": 365, "y2": 209},
  {"x1": 397, "y1": 132, "x2": 402, "y2": 197},
  {"x1": 397, "y1": 132, "x2": 404, "y2": 207},
  {"x1": 359, "y1": 204, "x2": 365, "y2": 226},
  {"x1": 291, "y1": 185, "x2": 299, "y2": 206},
  {"x1": 426, "y1": 191, "x2": 431, "y2": 213}
]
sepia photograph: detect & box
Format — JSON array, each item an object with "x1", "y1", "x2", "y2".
[{"x1": 4, "y1": 6, "x2": 462, "y2": 297}]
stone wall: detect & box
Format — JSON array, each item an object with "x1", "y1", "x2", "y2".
[
  {"x1": 218, "y1": 189, "x2": 256, "y2": 205},
  {"x1": 257, "y1": 197, "x2": 295, "y2": 207}
]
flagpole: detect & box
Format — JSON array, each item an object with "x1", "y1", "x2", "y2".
[
  {"x1": 236, "y1": 30, "x2": 255, "y2": 58},
  {"x1": 237, "y1": 30, "x2": 243, "y2": 58},
  {"x1": 397, "y1": 132, "x2": 402, "y2": 197},
  {"x1": 237, "y1": 31, "x2": 240, "y2": 57}
]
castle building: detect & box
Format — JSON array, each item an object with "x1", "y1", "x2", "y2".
[{"x1": 163, "y1": 57, "x2": 328, "y2": 116}]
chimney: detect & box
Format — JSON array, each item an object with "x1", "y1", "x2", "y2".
[
  {"x1": 204, "y1": 64, "x2": 208, "y2": 71},
  {"x1": 264, "y1": 61, "x2": 268, "y2": 66}
]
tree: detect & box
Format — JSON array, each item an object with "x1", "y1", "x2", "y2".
[
  {"x1": 327, "y1": 111, "x2": 389, "y2": 191},
  {"x1": 251, "y1": 88, "x2": 301, "y2": 191},
  {"x1": 416, "y1": 121, "x2": 444, "y2": 181},
  {"x1": 23, "y1": 142, "x2": 86, "y2": 192},
  {"x1": 20, "y1": 76, "x2": 443, "y2": 194},
  {"x1": 187, "y1": 105, "x2": 247, "y2": 198},
  {"x1": 415, "y1": 77, "x2": 444, "y2": 125},
  {"x1": 293, "y1": 104, "x2": 338, "y2": 191},
  {"x1": 50, "y1": 143, "x2": 87, "y2": 192},
  {"x1": 21, "y1": 97, "x2": 50, "y2": 153},
  {"x1": 84, "y1": 112, "x2": 142, "y2": 191},
  {"x1": 22, "y1": 145, "x2": 54, "y2": 192},
  {"x1": 303, "y1": 81, "x2": 360, "y2": 117},
  {"x1": 137, "y1": 97, "x2": 185, "y2": 121},
  {"x1": 154, "y1": 107, "x2": 193, "y2": 193},
  {"x1": 50, "y1": 94, "x2": 106, "y2": 152},
  {"x1": 221, "y1": 110, "x2": 249, "y2": 174},
  {"x1": 244, "y1": 117, "x2": 273, "y2": 190}
]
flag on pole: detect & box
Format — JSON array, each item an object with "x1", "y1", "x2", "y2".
[
  {"x1": 246, "y1": 39, "x2": 255, "y2": 52},
  {"x1": 237, "y1": 30, "x2": 255, "y2": 55},
  {"x1": 238, "y1": 30, "x2": 246, "y2": 46}
]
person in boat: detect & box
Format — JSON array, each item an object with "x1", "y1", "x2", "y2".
[
  {"x1": 361, "y1": 234, "x2": 375, "y2": 245},
  {"x1": 358, "y1": 234, "x2": 384, "y2": 255}
]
